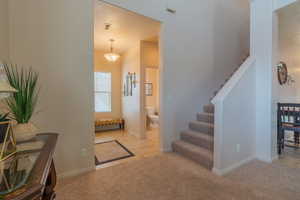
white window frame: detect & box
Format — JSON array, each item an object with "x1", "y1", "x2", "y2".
[{"x1": 94, "y1": 72, "x2": 112, "y2": 113}]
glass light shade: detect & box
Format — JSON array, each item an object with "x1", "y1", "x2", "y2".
[{"x1": 104, "y1": 53, "x2": 120, "y2": 62}]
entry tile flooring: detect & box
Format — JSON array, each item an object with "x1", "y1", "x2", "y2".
[{"x1": 94, "y1": 128, "x2": 161, "y2": 169}]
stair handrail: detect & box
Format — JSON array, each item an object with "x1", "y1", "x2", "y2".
[
  {"x1": 211, "y1": 55, "x2": 256, "y2": 175},
  {"x1": 211, "y1": 56, "x2": 255, "y2": 103}
]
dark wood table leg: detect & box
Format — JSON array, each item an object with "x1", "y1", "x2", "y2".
[
  {"x1": 295, "y1": 131, "x2": 300, "y2": 145},
  {"x1": 43, "y1": 160, "x2": 57, "y2": 200},
  {"x1": 278, "y1": 129, "x2": 282, "y2": 155}
]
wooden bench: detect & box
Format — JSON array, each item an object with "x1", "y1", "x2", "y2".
[{"x1": 95, "y1": 118, "x2": 125, "y2": 131}]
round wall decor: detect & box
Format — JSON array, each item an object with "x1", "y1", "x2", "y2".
[{"x1": 277, "y1": 62, "x2": 288, "y2": 85}]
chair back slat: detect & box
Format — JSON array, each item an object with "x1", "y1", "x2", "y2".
[
  {"x1": 278, "y1": 103, "x2": 300, "y2": 129},
  {"x1": 277, "y1": 103, "x2": 300, "y2": 154}
]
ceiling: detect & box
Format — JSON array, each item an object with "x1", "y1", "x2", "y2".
[
  {"x1": 279, "y1": 2, "x2": 300, "y2": 70},
  {"x1": 94, "y1": 1, "x2": 160, "y2": 54}
]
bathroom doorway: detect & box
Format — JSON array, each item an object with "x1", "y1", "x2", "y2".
[
  {"x1": 142, "y1": 40, "x2": 160, "y2": 146},
  {"x1": 145, "y1": 66, "x2": 160, "y2": 130}
]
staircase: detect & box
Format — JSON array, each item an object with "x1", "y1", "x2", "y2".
[
  {"x1": 172, "y1": 104, "x2": 214, "y2": 170},
  {"x1": 172, "y1": 54, "x2": 249, "y2": 170}
]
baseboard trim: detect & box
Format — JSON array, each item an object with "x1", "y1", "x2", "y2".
[
  {"x1": 257, "y1": 154, "x2": 278, "y2": 163},
  {"x1": 212, "y1": 156, "x2": 255, "y2": 176},
  {"x1": 58, "y1": 166, "x2": 95, "y2": 180},
  {"x1": 271, "y1": 155, "x2": 279, "y2": 162}
]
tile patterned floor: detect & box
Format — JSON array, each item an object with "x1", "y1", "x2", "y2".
[{"x1": 94, "y1": 128, "x2": 161, "y2": 169}]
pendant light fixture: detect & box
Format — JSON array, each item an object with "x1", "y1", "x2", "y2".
[{"x1": 104, "y1": 39, "x2": 120, "y2": 62}]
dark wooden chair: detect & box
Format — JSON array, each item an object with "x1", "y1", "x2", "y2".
[{"x1": 277, "y1": 103, "x2": 300, "y2": 154}]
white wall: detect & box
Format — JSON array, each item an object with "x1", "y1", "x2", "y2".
[
  {"x1": 212, "y1": 0, "x2": 250, "y2": 90},
  {"x1": 212, "y1": 58, "x2": 256, "y2": 175},
  {"x1": 8, "y1": 0, "x2": 95, "y2": 177},
  {"x1": 0, "y1": 0, "x2": 9, "y2": 61},
  {"x1": 241, "y1": 0, "x2": 298, "y2": 166},
  {"x1": 253, "y1": 0, "x2": 279, "y2": 163},
  {"x1": 105, "y1": 0, "x2": 250, "y2": 151},
  {"x1": 94, "y1": 50, "x2": 122, "y2": 120}
]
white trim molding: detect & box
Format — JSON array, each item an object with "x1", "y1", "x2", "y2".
[
  {"x1": 58, "y1": 166, "x2": 95, "y2": 180},
  {"x1": 212, "y1": 57, "x2": 256, "y2": 103},
  {"x1": 212, "y1": 156, "x2": 255, "y2": 176},
  {"x1": 273, "y1": 0, "x2": 298, "y2": 11}
]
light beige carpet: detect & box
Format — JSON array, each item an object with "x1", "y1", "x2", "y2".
[
  {"x1": 57, "y1": 153, "x2": 284, "y2": 200},
  {"x1": 227, "y1": 159, "x2": 300, "y2": 199},
  {"x1": 94, "y1": 140, "x2": 134, "y2": 165}
]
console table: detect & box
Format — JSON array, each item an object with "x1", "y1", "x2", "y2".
[{"x1": 0, "y1": 133, "x2": 58, "y2": 200}]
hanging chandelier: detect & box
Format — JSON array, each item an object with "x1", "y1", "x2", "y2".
[{"x1": 104, "y1": 39, "x2": 120, "y2": 62}]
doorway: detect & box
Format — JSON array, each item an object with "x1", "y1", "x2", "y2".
[
  {"x1": 93, "y1": 1, "x2": 162, "y2": 168},
  {"x1": 276, "y1": 1, "x2": 300, "y2": 168}
]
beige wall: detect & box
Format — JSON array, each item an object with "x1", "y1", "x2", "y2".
[
  {"x1": 94, "y1": 50, "x2": 122, "y2": 119},
  {"x1": 145, "y1": 67, "x2": 159, "y2": 111},
  {"x1": 121, "y1": 42, "x2": 145, "y2": 138},
  {"x1": 8, "y1": 0, "x2": 95, "y2": 177},
  {"x1": 0, "y1": 0, "x2": 9, "y2": 61},
  {"x1": 278, "y1": 2, "x2": 300, "y2": 103},
  {"x1": 142, "y1": 41, "x2": 159, "y2": 111},
  {"x1": 141, "y1": 41, "x2": 159, "y2": 67},
  {"x1": 121, "y1": 41, "x2": 159, "y2": 139}
]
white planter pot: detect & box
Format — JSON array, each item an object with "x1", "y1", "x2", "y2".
[{"x1": 13, "y1": 122, "x2": 38, "y2": 142}]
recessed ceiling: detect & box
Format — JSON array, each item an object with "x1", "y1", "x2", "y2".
[
  {"x1": 279, "y1": 2, "x2": 300, "y2": 69},
  {"x1": 94, "y1": 1, "x2": 160, "y2": 54}
]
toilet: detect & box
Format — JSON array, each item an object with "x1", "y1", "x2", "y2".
[{"x1": 146, "y1": 107, "x2": 159, "y2": 128}]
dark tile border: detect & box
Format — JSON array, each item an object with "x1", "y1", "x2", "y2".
[{"x1": 94, "y1": 140, "x2": 135, "y2": 166}]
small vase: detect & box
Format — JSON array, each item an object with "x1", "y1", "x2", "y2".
[{"x1": 13, "y1": 122, "x2": 38, "y2": 142}]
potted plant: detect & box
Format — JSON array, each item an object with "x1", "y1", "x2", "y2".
[{"x1": 3, "y1": 63, "x2": 39, "y2": 142}]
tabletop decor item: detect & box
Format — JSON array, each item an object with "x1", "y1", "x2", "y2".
[
  {"x1": 0, "y1": 115, "x2": 16, "y2": 162},
  {"x1": 3, "y1": 63, "x2": 39, "y2": 142},
  {"x1": 0, "y1": 64, "x2": 18, "y2": 161}
]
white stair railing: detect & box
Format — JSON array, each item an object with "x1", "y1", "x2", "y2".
[{"x1": 211, "y1": 57, "x2": 256, "y2": 175}]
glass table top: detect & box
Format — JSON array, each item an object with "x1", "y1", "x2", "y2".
[{"x1": 0, "y1": 138, "x2": 46, "y2": 196}]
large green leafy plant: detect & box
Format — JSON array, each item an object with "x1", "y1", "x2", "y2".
[{"x1": 3, "y1": 63, "x2": 39, "y2": 124}]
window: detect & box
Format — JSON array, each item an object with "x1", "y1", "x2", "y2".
[{"x1": 94, "y1": 72, "x2": 112, "y2": 112}]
